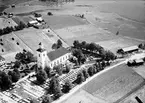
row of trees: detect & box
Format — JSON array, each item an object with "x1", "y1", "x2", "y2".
[
  {"x1": 0, "y1": 22, "x2": 26, "y2": 36},
  {"x1": 72, "y1": 40, "x2": 116, "y2": 61},
  {"x1": 0, "y1": 68, "x2": 20, "y2": 91},
  {"x1": 35, "y1": 64, "x2": 71, "y2": 85}
]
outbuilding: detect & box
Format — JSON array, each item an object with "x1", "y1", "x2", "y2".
[{"x1": 117, "y1": 45, "x2": 139, "y2": 54}]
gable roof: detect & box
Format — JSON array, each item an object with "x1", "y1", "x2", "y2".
[
  {"x1": 47, "y1": 47, "x2": 69, "y2": 61},
  {"x1": 122, "y1": 45, "x2": 138, "y2": 52}
]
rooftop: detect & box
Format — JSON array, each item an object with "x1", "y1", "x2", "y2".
[
  {"x1": 47, "y1": 47, "x2": 70, "y2": 61},
  {"x1": 122, "y1": 45, "x2": 138, "y2": 52}
]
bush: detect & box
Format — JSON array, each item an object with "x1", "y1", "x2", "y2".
[
  {"x1": 62, "y1": 80, "x2": 72, "y2": 93},
  {"x1": 47, "y1": 12, "x2": 53, "y2": 16}
]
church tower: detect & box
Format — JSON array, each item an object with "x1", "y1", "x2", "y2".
[{"x1": 36, "y1": 42, "x2": 47, "y2": 69}]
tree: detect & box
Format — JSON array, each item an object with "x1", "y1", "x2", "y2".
[
  {"x1": 52, "y1": 43, "x2": 57, "y2": 50},
  {"x1": 57, "y1": 39, "x2": 62, "y2": 49},
  {"x1": 36, "y1": 70, "x2": 47, "y2": 84},
  {"x1": 75, "y1": 72, "x2": 85, "y2": 84},
  {"x1": 48, "y1": 77, "x2": 61, "y2": 95},
  {"x1": 13, "y1": 61, "x2": 21, "y2": 68},
  {"x1": 87, "y1": 66, "x2": 94, "y2": 76},
  {"x1": 42, "y1": 95, "x2": 52, "y2": 103},
  {"x1": 44, "y1": 66, "x2": 51, "y2": 78},
  {"x1": 104, "y1": 50, "x2": 116, "y2": 61},
  {"x1": 82, "y1": 69, "x2": 89, "y2": 79},
  {"x1": 8, "y1": 68, "x2": 20, "y2": 82},
  {"x1": 53, "y1": 65, "x2": 63, "y2": 76},
  {"x1": 47, "y1": 12, "x2": 53, "y2": 16},
  {"x1": 15, "y1": 51, "x2": 35, "y2": 64},
  {"x1": 63, "y1": 65, "x2": 71, "y2": 74},
  {"x1": 73, "y1": 40, "x2": 80, "y2": 49},
  {"x1": 72, "y1": 49, "x2": 84, "y2": 65},
  {"x1": 62, "y1": 80, "x2": 72, "y2": 93},
  {"x1": 0, "y1": 71, "x2": 12, "y2": 90}
]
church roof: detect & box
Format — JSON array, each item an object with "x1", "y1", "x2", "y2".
[{"x1": 47, "y1": 47, "x2": 70, "y2": 61}]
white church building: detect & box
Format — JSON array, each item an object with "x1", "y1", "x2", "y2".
[{"x1": 36, "y1": 43, "x2": 71, "y2": 69}]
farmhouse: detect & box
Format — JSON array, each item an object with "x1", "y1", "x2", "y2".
[
  {"x1": 37, "y1": 43, "x2": 71, "y2": 69},
  {"x1": 117, "y1": 45, "x2": 139, "y2": 54}
]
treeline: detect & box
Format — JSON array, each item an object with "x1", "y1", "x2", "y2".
[{"x1": 0, "y1": 22, "x2": 26, "y2": 36}]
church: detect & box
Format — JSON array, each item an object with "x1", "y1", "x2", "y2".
[{"x1": 36, "y1": 42, "x2": 71, "y2": 69}]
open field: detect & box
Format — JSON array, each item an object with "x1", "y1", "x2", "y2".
[
  {"x1": 43, "y1": 15, "x2": 88, "y2": 30},
  {"x1": 0, "y1": 32, "x2": 32, "y2": 61},
  {"x1": 133, "y1": 65, "x2": 145, "y2": 79},
  {"x1": 96, "y1": 37, "x2": 141, "y2": 54},
  {"x1": 14, "y1": 28, "x2": 54, "y2": 54},
  {"x1": 0, "y1": 17, "x2": 18, "y2": 29},
  {"x1": 81, "y1": 64, "x2": 145, "y2": 103},
  {"x1": 4, "y1": 5, "x2": 48, "y2": 14},
  {"x1": 120, "y1": 84, "x2": 145, "y2": 103},
  {"x1": 62, "y1": 90, "x2": 107, "y2": 103}
]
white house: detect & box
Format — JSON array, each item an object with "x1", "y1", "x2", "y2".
[{"x1": 36, "y1": 43, "x2": 71, "y2": 69}]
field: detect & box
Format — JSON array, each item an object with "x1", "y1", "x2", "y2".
[
  {"x1": 62, "y1": 90, "x2": 107, "y2": 103},
  {"x1": 0, "y1": 17, "x2": 18, "y2": 29},
  {"x1": 43, "y1": 15, "x2": 88, "y2": 30},
  {"x1": 4, "y1": 5, "x2": 48, "y2": 14},
  {"x1": 120, "y1": 85, "x2": 145, "y2": 103},
  {"x1": 96, "y1": 37, "x2": 141, "y2": 54},
  {"x1": 81, "y1": 64, "x2": 144, "y2": 103},
  {"x1": 14, "y1": 28, "x2": 54, "y2": 54}
]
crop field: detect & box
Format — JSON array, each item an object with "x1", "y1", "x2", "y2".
[
  {"x1": 43, "y1": 15, "x2": 88, "y2": 30},
  {"x1": 62, "y1": 90, "x2": 107, "y2": 103},
  {"x1": 14, "y1": 28, "x2": 54, "y2": 54},
  {"x1": 81, "y1": 64, "x2": 144, "y2": 103},
  {"x1": 120, "y1": 84, "x2": 145, "y2": 103}
]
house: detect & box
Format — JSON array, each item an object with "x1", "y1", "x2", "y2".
[
  {"x1": 28, "y1": 20, "x2": 38, "y2": 25},
  {"x1": 36, "y1": 43, "x2": 71, "y2": 69},
  {"x1": 36, "y1": 17, "x2": 44, "y2": 22},
  {"x1": 127, "y1": 59, "x2": 144, "y2": 66},
  {"x1": 117, "y1": 45, "x2": 139, "y2": 54}
]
